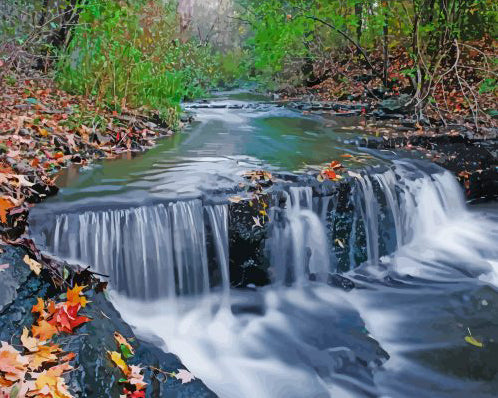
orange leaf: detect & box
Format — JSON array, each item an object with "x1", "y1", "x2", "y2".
[
  {"x1": 32, "y1": 320, "x2": 58, "y2": 341},
  {"x1": 330, "y1": 160, "x2": 342, "y2": 169},
  {"x1": 0, "y1": 197, "x2": 15, "y2": 223},
  {"x1": 323, "y1": 170, "x2": 337, "y2": 180},
  {"x1": 67, "y1": 284, "x2": 88, "y2": 308},
  {"x1": 32, "y1": 298, "x2": 45, "y2": 314}
]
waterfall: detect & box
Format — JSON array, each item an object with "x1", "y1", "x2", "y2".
[
  {"x1": 205, "y1": 204, "x2": 230, "y2": 296},
  {"x1": 268, "y1": 187, "x2": 331, "y2": 285},
  {"x1": 40, "y1": 201, "x2": 229, "y2": 300},
  {"x1": 33, "y1": 159, "x2": 472, "y2": 299},
  {"x1": 350, "y1": 160, "x2": 468, "y2": 266}
]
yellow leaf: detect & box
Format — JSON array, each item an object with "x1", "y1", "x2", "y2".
[
  {"x1": 27, "y1": 344, "x2": 61, "y2": 370},
  {"x1": 23, "y1": 255, "x2": 42, "y2": 275},
  {"x1": 465, "y1": 335, "x2": 483, "y2": 348},
  {"x1": 108, "y1": 351, "x2": 129, "y2": 376}
]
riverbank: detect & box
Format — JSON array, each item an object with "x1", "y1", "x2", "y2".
[{"x1": 0, "y1": 74, "x2": 177, "y2": 239}]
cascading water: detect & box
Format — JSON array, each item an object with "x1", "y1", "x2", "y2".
[
  {"x1": 268, "y1": 186, "x2": 331, "y2": 285},
  {"x1": 37, "y1": 201, "x2": 230, "y2": 300}
]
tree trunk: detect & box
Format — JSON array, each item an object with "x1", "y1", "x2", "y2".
[
  {"x1": 355, "y1": 1, "x2": 363, "y2": 43},
  {"x1": 382, "y1": 1, "x2": 389, "y2": 87},
  {"x1": 177, "y1": 0, "x2": 194, "y2": 43}
]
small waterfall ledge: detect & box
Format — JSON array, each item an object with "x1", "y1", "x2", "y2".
[{"x1": 30, "y1": 160, "x2": 472, "y2": 300}]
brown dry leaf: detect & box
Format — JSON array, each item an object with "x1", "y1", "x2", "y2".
[{"x1": 23, "y1": 255, "x2": 42, "y2": 276}]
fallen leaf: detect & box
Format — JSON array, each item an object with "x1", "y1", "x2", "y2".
[
  {"x1": 30, "y1": 364, "x2": 74, "y2": 398},
  {"x1": 114, "y1": 333, "x2": 134, "y2": 359},
  {"x1": 228, "y1": 196, "x2": 243, "y2": 203},
  {"x1": 252, "y1": 216, "x2": 262, "y2": 228},
  {"x1": 0, "y1": 342, "x2": 28, "y2": 383},
  {"x1": 0, "y1": 197, "x2": 15, "y2": 223},
  {"x1": 465, "y1": 335, "x2": 483, "y2": 348},
  {"x1": 26, "y1": 343, "x2": 61, "y2": 370},
  {"x1": 128, "y1": 365, "x2": 147, "y2": 391},
  {"x1": 32, "y1": 320, "x2": 58, "y2": 341},
  {"x1": 21, "y1": 328, "x2": 40, "y2": 352},
  {"x1": 32, "y1": 298, "x2": 45, "y2": 314},
  {"x1": 23, "y1": 255, "x2": 42, "y2": 275},
  {"x1": 66, "y1": 284, "x2": 88, "y2": 308},
  {"x1": 108, "y1": 351, "x2": 129, "y2": 376},
  {"x1": 49, "y1": 304, "x2": 91, "y2": 333},
  {"x1": 175, "y1": 369, "x2": 195, "y2": 384},
  {"x1": 329, "y1": 160, "x2": 342, "y2": 169},
  {"x1": 335, "y1": 239, "x2": 345, "y2": 249}
]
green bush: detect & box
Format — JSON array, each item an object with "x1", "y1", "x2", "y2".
[{"x1": 56, "y1": 0, "x2": 219, "y2": 123}]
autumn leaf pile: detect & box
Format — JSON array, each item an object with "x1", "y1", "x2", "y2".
[{"x1": 0, "y1": 284, "x2": 91, "y2": 398}]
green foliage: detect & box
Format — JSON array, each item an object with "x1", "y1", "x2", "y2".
[
  {"x1": 240, "y1": 0, "x2": 497, "y2": 86},
  {"x1": 56, "y1": 0, "x2": 219, "y2": 123}
]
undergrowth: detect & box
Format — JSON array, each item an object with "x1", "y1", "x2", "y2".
[{"x1": 56, "y1": 1, "x2": 226, "y2": 124}]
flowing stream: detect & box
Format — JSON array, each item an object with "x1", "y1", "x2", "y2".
[{"x1": 29, "y1": 93, "x2": 498, "y2": 397}]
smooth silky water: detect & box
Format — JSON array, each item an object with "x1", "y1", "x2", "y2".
[{"x1": 29, "y1": 94, "x2": 498, "y2": 397}]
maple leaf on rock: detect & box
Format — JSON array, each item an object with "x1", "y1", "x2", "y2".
[
  {"x1": 32, "y1": 298, "x2": 45, "y2": 314},
  {"x1": 26, "y1": 344, "x2": 61, "y2": 371},
  {"x1": 66, "y1": 284, "x2": 88, "y2": 308},
  {"x1": 21, "y1": 328, "x2": 41, "y2": 352},
  {"x1": 28, "y1": 364, "x2": 74, "y2": 398},
  {"x1": 32, "y1": 320, "x2": 58, "y2": 341},
  {"x1": 49, "y1": 304, "x2": 91, "y2": 334},
  {"x1": 128, "y1": 365, "x2": 147, "y2": 391},
  {"x1": 114, "y1": 333, "x2": 135, "y2": 359},
  {"x1": 175, "y1": 369, "x2": 195, "y2": 384}
]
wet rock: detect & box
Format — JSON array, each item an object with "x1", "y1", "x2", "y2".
[
  {"x1": 0, "y1": 245, "x2": 31, "y2": 311},
  {"x1": 328, "y1": 274, "x2": 356, "y2": 291},
  {"x1": 379, "y1": 93, "x2": 412, "y2": 113}
]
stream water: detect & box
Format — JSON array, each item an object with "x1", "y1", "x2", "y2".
[{"x1": 29, "y1": 93, "x2": 498, "y2": 397}]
